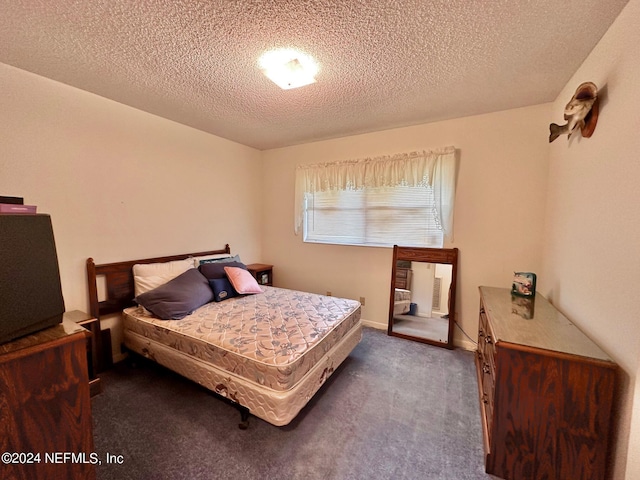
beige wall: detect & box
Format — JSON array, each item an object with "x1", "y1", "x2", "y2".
[
  {"x1": 0, "y1": 62, "x2": 263, "y2": 323},
  {"x1": 3, "y1": 1, "x2": 638, "y2": 474},
  {"x1": 541, "y1": 0, "x2": 640, "y2": 478},
  {"x1": 262, "y1": 103, "x2": 551, "y2": 348},
  {"x1": 629, "y1": 361, "x2": 640, "y2": 478}
]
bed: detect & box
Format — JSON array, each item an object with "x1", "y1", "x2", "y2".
[
  {"x1": 393, "y1": 288, "x2": 412, "y2": 316},
  {"x1": 86, "y1": 246, "x2": 362, "y2": 428}
]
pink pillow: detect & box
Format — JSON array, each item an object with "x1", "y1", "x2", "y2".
[{"x1": 224, "y1": 266, "x2": 263, "y2": 294}]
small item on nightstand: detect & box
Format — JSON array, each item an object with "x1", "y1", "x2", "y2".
[
  {"x1": 246, "y1": 263, "x2": 273, "y2": 286},
  {"x1": 511, "y1": 272, "x2": 536, "y2": 297}
]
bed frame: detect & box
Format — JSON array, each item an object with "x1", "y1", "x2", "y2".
[
  {"x1": 86, "y1": 245, "x2": 362, "y2": 429},
  {"x1": 85, "y1": 245, "x2": 256, "y2": 421}
]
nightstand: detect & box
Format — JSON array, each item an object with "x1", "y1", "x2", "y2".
[
  {"x1": 247, "y1": 263, "x2": 273, "y2": 286},
  {"x1": 64, "y1": 310, "x2": 102, "y2": 397}
]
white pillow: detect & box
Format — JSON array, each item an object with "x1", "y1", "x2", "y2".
[{"x1": 133, "y1": 258, "x2": 194, "y2": 297}]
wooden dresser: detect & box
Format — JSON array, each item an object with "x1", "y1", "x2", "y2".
[
  {"x1": 0, "y1": 319, "x2": 96, "y2": 480},
  {"x1": 395, "y1": 265, "x2": 412, "y2": 290},
  {"x1": 476, "y1": 286, "x2": 616, "y2": 480}
]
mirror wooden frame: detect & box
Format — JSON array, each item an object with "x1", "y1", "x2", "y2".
[{"x1": 387, "y1": 246, "x2": 459, "y2": 349}]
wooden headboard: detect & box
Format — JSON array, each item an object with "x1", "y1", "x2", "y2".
[{"x1": 86, "y1": 244, "x2": 230, "y2": 321}]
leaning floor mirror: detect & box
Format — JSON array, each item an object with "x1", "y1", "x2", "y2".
[{"x1": 388, "y1": 246, "x2": 459, "y2": 349}]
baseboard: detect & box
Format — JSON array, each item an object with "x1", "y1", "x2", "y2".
[
  {"x1": 361, "y1": 318, "x2": 386, "y2": 330},
  {"x1": 363, "y1": 317, "x2": 477, "y2": 352},
  {"x1": 454, "y1": 337, "x2": 477, "y2": 351},
  {"x1": 113, "y1": 351, "x2": 128, "y2": 364}
]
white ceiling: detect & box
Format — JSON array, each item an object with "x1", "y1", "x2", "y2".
[{"x1": 0, "y1": 1, "x2": 629, "y2": 150}]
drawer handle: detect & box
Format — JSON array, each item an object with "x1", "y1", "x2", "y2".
[
  {"x1": 482, "y1": 363, "x2": 491, "y2": 374},
  {"x1": 482, "y1": 393, "x2": 489, "y2": 404},
  {"x1": 485, "y1": 335, "x2": 493, "y2": 344}
]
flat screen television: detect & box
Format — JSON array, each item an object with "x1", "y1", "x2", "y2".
[{"x1": 0, "y1": 214, "x2": 65, "y2": 344}]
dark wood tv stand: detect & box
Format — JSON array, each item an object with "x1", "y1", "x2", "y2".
[{"x1": 0, "y1": 319, "x2": 96, "y2": 480}]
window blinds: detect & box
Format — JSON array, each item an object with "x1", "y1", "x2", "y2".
[
  {"x1": 304, "y1": 185, "x2": 444, "y2": 247},
  {"x1": 294, "y1": 146, "x2": 456, "y2": 246}
]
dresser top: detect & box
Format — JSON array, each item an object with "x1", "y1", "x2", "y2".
[
  {"x1": 479, "y1": 286, "x2": 613, "y2": 363},
  {"x1": 0, "y1": 318, "x2": 87, "y2": 357}
]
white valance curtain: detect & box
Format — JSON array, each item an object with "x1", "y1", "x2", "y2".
[{"x1": 294, "y1": 145, "x2": 457, "y2": 240}]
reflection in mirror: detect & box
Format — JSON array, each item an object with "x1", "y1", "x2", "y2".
[{"x1": 388, "y1": 246, "x2": 458, "y2": 349}]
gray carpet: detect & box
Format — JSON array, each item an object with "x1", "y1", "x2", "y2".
[{"x1": 91, "y1": 327, "x2": 495, "y2": 480}]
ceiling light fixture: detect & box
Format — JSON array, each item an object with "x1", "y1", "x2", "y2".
[{"x1": 259, "y1": 49, "x2": 318, "y2": 90}]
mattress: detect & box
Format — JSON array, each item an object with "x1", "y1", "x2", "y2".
[
  {"x1": 394, "y1": 288, "x2": 411, "y2": 302},
  {"x1": 123, "y1": 286, "x2": 361, "y2": 393},
  {"x1": 393, "y1": 288, "x2": 411, "y2": 315}
]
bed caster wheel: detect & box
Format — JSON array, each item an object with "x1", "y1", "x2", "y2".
[
  {"x1": 124, "y1": 353, "x2": 138, "y2": 369},
  {"x1": 238, "y1": 408, "x2": 250, "y2": 429}
]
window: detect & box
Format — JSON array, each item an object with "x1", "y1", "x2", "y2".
[
  {"x1": 304, "y1": 185, "x2": 444, "y2": 247},
  {"x1": 295, "y1": 147, "x2": 456, "y2": 248}
]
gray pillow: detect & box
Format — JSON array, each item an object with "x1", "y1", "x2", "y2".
[
  {"x1": 199, "y1": 261, "x2": 247, "y2": 280},
  {"x1": 135, "y1": 268, "x2": 213, "y2": 320},
  {"x1": 198, "y1": 254, "x2": 242, "y2": 265}
]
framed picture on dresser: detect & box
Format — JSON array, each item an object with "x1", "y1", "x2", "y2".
[{"x1": 511, "y1": 271, "x2": 536, "y2": 297}]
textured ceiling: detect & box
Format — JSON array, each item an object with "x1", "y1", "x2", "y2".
[{"x1": 0, "y1": 0, "x2": 630, "y2": 150}]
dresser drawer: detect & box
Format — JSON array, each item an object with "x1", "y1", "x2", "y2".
[
  {"x1": 477, "y1": 301, "x2": 496, "y2": 446},
  {"x1": 395, "y1": 267, "x2": 412, "y2": 290},
  {"x1": 481, "y1": 360, "x2": 495, "y2": 436},
  {"x1": 478, "y1": 310, "x2": 495, "y2": 360}
]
